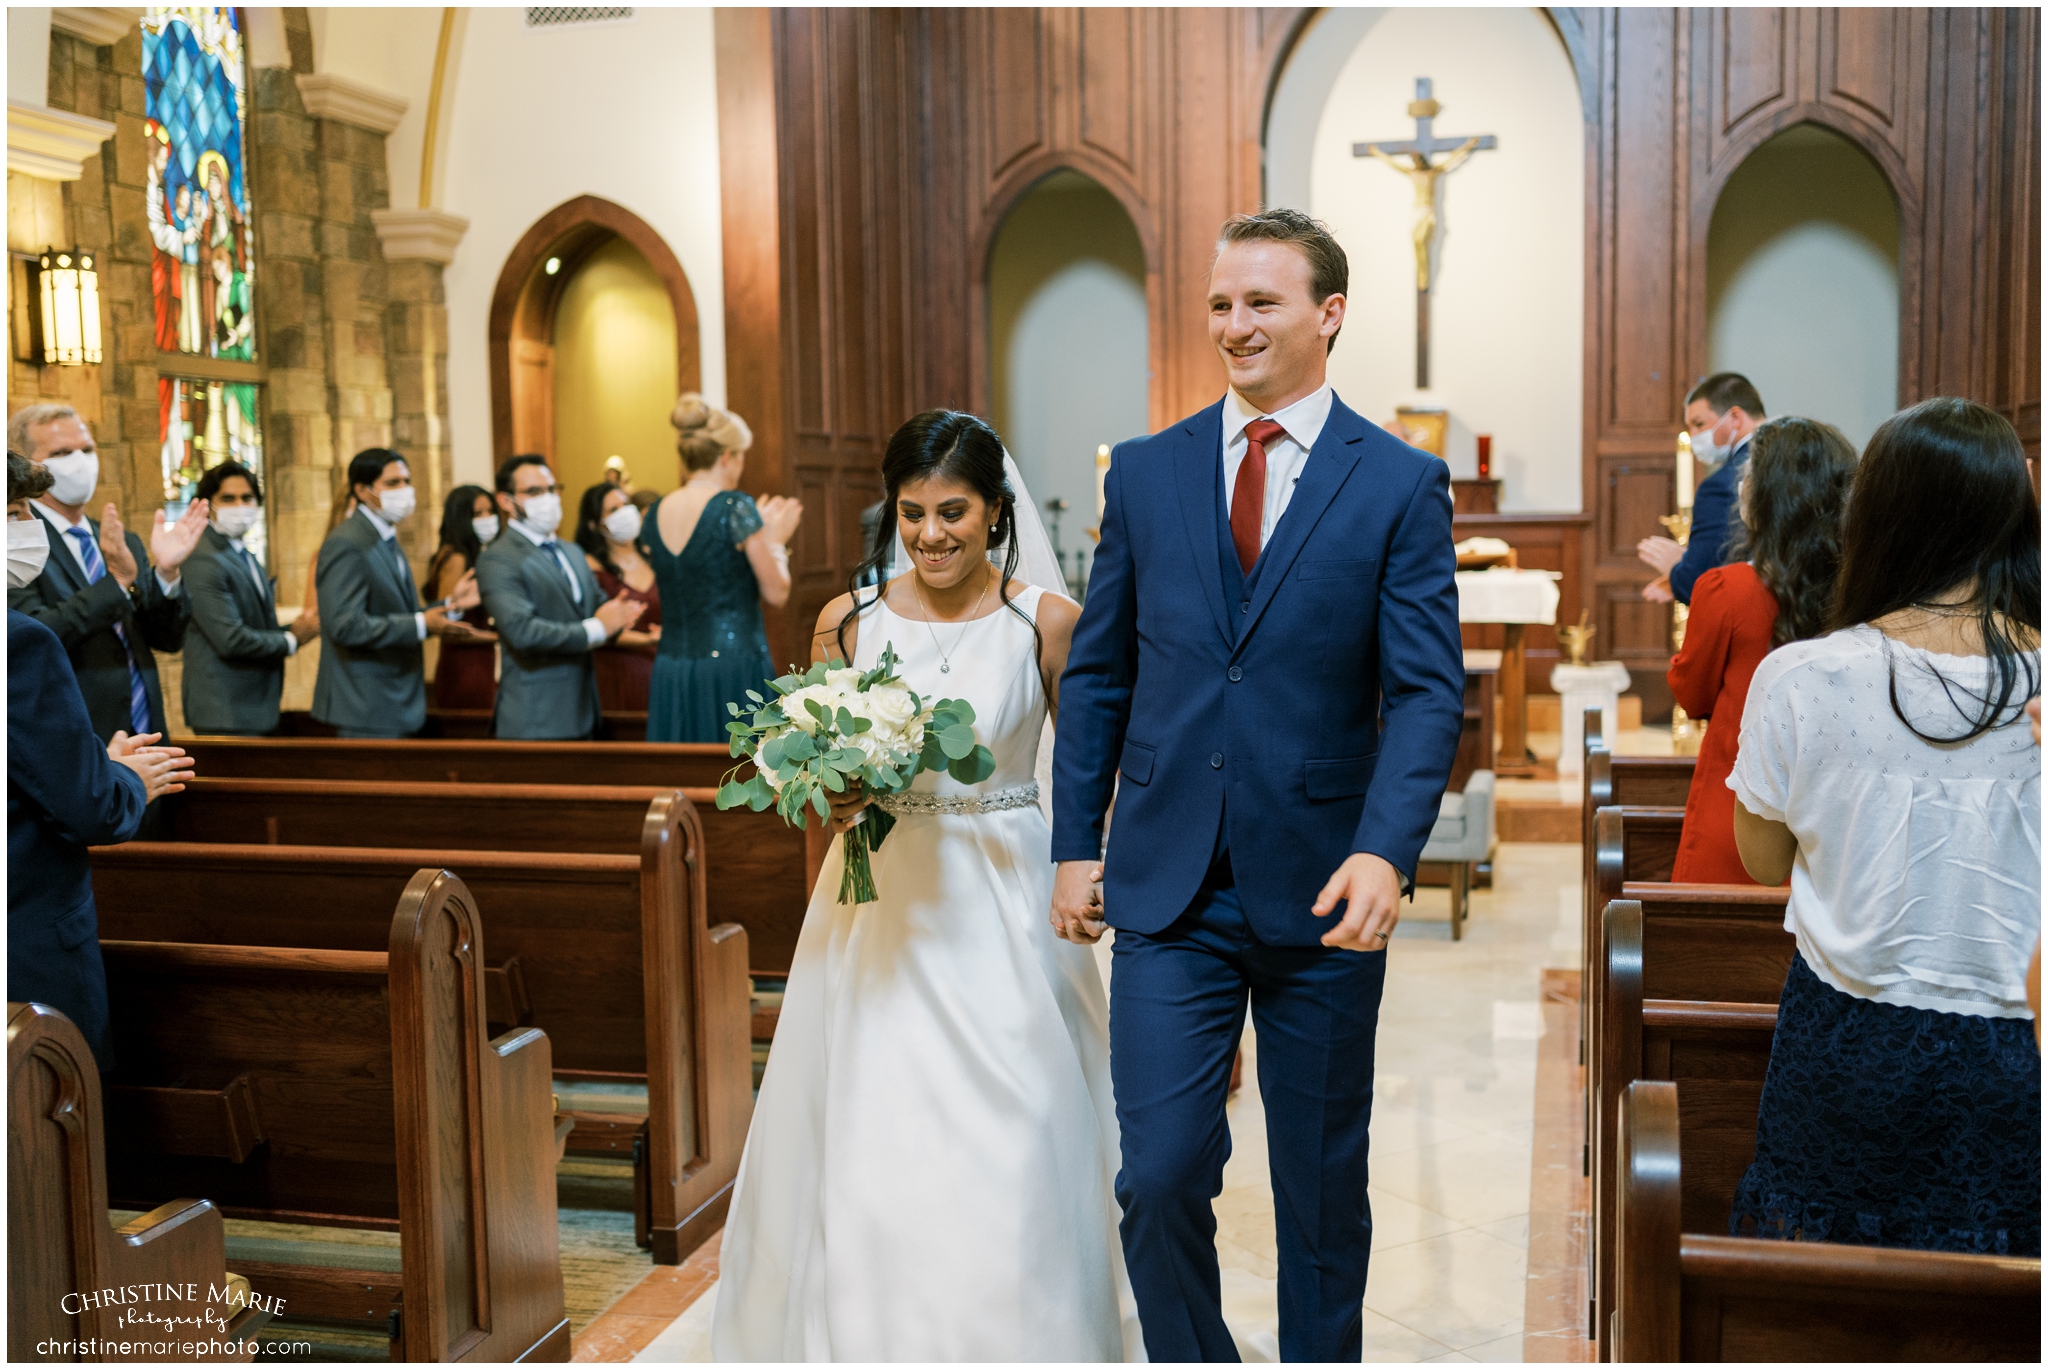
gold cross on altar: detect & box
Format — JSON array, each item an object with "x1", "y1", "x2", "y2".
[{"x1": 1354, "y1": 78, "x2": 1497, "y2": 389}]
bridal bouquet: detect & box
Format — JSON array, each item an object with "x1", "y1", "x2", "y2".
[{"x1": 715, "y1": 645, "x2": 995, "y2": 904}]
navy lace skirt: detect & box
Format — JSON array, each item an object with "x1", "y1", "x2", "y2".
[{"x1": 1730, "y1": 953, "x2": 2041, "y2": 1256}]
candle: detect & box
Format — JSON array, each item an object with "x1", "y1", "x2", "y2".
[
  {"x1": 1096, "y1": 444, "x2": 1110, "y2": 517},
  {"x1": 1675, "y1": 431, "x2": 1694, "y2": 511}
]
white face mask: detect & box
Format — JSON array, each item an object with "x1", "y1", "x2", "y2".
[
  {"x1": 41, "y1": 450, "x2": 98, "y2": 506},
  {"x1": 1691, "y1": 416, "x2": 1734, "y2": 465},
  {"x1": 472, "y1": 514, "x2": 501, "y2": 543},
  {"x1": 7, "y1": 517, "x2": 50, "y2": 588},
  {"x1": 375, "y1": 485, "x2": 416, "y2": 524},
  {"x1": 603, "y1": 504, "x2": 642, "y2": 544},
  {"x1": 214, "y1": 504, "x2": 261, "y2": 540},
  {"x1": 519, "y1": 490, "x2": 564, "y2": 537}
]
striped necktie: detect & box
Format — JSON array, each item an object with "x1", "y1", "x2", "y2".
[
  {"x1": 66, "y1": 525, "x2": 152, "y2": 736},
  {"x1": 542, "y1": 540, "x2": 583, "y2": 605}
]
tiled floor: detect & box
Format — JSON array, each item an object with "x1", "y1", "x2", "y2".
[{"x1": 602, "y1": 843, "x2": 1584, "y2": 1364}]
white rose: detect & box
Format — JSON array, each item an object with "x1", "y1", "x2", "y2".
[
  {"x1": 865, "y1": 684, "x2": 917, "y2": 734},
  {"x1": 825, "y1": 666, "x2": 863, "y2": 691},
  {"x1": 779, "y1": 684, "x2": 837, "y2": 734}
]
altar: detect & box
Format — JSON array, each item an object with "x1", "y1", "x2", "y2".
[{"x1": 1455, "y1": 566, "x2": 1560, "y2": 777}]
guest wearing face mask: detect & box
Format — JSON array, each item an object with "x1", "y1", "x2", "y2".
[
  {"x1": 1637, "y1": 373, "x2": 1766, "y2": 604},
  {"x1": 6, "y1": 403, "x2": 207, "y2": 745},
  {"x1": 476, "y1": 455, "x2": 646, "y2": 740},
  {"x1": 576, "y1": 481, "x2": 662, "y2": 714},
  {"x1": 179, "y1": 462, "x2": 319, "y2": 735},
  {"x1": 9, "y1": 451, "x2": 195, "y2": 1069},
  {"x1": 312, "y1": 448, "x2": 481, "y2": 738},
  {"x1": 426, "y1": 484, "x2": 502, "y2": 711}
]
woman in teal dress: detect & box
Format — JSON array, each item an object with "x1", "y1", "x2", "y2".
[{"x1": 645, "y1": 394, "x2": 803, "y2": 742}]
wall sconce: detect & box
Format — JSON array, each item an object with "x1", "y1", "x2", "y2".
[{"x1": 26, "y1": 246, "x2": 103, "y2": 367}]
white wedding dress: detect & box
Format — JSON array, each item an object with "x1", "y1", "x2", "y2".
[{"x1": 712, "y1": 583, "x2": 1141, "y2": 1362}]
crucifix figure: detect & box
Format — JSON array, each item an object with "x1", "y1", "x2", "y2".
[{"x1": 1354, "y1": 78, "x2": 1496, "y2": 388}]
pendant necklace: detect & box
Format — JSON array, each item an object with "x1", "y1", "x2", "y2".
[{"x1": 913, "y1": 561, "x2": 991, "y2": 673}]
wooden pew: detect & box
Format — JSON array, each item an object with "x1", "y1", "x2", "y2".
[
  {"x1": 153, "y1": 775, "x2": 806, "y2": 975},
  {"x1": 9, "y1": 1002, "x2": 274, "y2": 1363},
  {"x1": 1581, "y1": 804, "x2": 1685, "y2": 1088},
  {"x1": 98, "y1": 870, "x2": 571, "y2": 1361},
  {"x1": 1592, "y1": 894, "x2": 1794, "y2": 1358},
  {"x1": 1615, "y1": 1080, "x2": 2041, "y2": 1361},
  {"x1": 177, "y1": 736, "x2": 739, "y2": 790},
  {"x1": 271, "y1": 709, "x2": 651, "y2": 742},
  {"x1": 92, "y1": 820, "x2": 751, "y2": 1266}
]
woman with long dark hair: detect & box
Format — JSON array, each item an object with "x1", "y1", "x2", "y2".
[
  {"x1": 574, "y1": 480, "x2": 661, "y2": 712},
  {"x1": 1666, "y1": 417, "x2": 1855, "y2": 882},
  {"x1": 712, "y1": 411, "x2": 1136, "y2": 1360},
  {"x1": 426, "y1": 483, "x2": 500, "y2": 710},
  {"x1": 1728, "y1": 396, "x2": 2040, "y2": 1255}
]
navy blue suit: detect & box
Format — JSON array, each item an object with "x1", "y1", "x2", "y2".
[
  {"x1": 8, "y1": 609, "x2": 147, "y2": 1068},
  {"x1": 1668, "y1": 437, "x2": 1750, "y2": 605},
  {"x1": 1052, "y1": 395, "x2": 1464, "y2": 1360}
]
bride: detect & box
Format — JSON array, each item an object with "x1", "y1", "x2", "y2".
[{"x1": 711, "y1": 411, "x2": 1141, "y2": 1361}]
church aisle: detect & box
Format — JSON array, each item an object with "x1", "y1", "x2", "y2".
[
  {"x1": 612, "y1": 843, "x2": 1579, "y2": 1363},
  {"x1": 1215, "y1": 843, "x2": 1578, "y2": 1363}
]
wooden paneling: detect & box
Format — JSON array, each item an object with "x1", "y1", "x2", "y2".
[
  {"x1": 1718, "y1": 7, "x2": 1790, "y2": 133},
  {"x1": 1823, "y1": 7, "x2": 1905, "y2": 129}
]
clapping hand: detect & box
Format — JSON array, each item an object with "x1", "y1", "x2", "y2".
[
  {"x1": 108, "y1": 730, "x2": 196, "y2": 803},
  {"x1": 150, "y1": 499, "x2": 211, "y2": 580},
  {"x1": 1636, "y1": 535, "x2": 1683, "y2": 576},
  {"x1": 594, "y1": 590, "x2": 647, "y2": 638},
  {"x1": 757, "y1": 495, "x2": 803, "y2": 545},
  {"x1": 97, "y1": 504, "x2": 140, "y2": 589}
]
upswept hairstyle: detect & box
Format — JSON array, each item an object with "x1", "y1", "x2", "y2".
[
  {"x1": 575, "y1": 480, "x2": 625, "y2": 578},
  {"x1": 1684, "y1": 372, "x2": 1767, "y2": 420},
  {"x1": 1728, "y1": 417, "x2": 1857, "y2": 646},
  {"x1": 1831, "y1": 396, "x2": 2040, "y2": 743},
  {"x1": 834, "y1": 410, "x2": 1034, "y2": 663},
  {"x1": 672, "y1": 394, "x2": 753, "y2": 472},
  {"x1": 1216, "y1": 208, "x2": 1348, "y2": 353},
  {"x1": 194, "y1": 460, "x2": 262, "y2": 505}
]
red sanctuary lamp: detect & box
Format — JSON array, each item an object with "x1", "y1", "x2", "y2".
[{"x1": 1476, "y1": 434, "x2": 1492, "y2": 480}]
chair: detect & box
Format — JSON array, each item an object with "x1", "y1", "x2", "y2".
[{"x1": 1421, "y1": 769, "x2": 1494, "y2": 940}]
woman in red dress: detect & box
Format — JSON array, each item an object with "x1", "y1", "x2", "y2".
[
  {"x1": 1667, "y1": 417, "x2": 1856, "y2": 883},
  {"x1": 575, "y1": 481, "x2": 662, "y2": 714}
]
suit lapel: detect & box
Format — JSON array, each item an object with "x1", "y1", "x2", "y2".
[
  {"x1": 36, "y1": 514, "x2": 85, "y2": 597},
  {"x1": 1234, "y1": 399, "x2": 1367, "y2": 653},
  {"x1": 1175, "y1": 401, "x2": 1233, "y2": 645}
]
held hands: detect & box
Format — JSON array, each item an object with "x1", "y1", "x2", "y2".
[
  {"x1": 98, "y1": 504, "x2": 140, "y2": 590},
  {"x1": 107, "y1": 730, "x2": 195, "y2": 803},
  {"x1": 445, "y1": 568, "x2": 482, "y2": 611},
  {"x1": 149, "y1": 498, "x2": 210, "y2": 579},
  {"x1": 593, "y1": 590, "x2": 647, "y2": 638},
  {"x1": 424, "y1": 571, "x2": 482, "y2": 635},
  {"x1": 289, "y1": 609, "x2": 321, "y2": 645},
  {"x1": 1312, "y1": 852, "x2": 1403, "y2": 952},
  {"x1": 1051, "y1": 860, "x2": 1108, "y2": 945},
  {"x1": 757, "y1": 495, "x2": 803, "y2": 546}
]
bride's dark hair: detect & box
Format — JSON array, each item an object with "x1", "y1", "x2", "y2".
[{"x1": 835, "y1": 410, "x2": 1038, "y2": 663}]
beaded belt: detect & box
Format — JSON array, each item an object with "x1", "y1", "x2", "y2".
[{"x1": 874, "y1": 782, "x2": 1040, "y2": 816}]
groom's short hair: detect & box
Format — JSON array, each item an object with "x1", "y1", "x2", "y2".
[{"x1": 1216, "y1": 209, "x2": 1348, "y2": 352}]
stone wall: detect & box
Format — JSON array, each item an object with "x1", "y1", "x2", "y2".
[{"x1": 12, "y1": 8, "x2": 456, "y2": 728}]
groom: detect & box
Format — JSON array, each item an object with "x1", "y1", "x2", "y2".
[{"x1": 1051, "y1": 208, "x2": 1464, "y2": 1362}]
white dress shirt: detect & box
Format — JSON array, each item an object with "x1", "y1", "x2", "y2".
[
  {"x1": 1220, "y1": 384, "x2": 1335, "y2": 551},
  {"x1": 511, "y1": 518, "x2": 608, "y2": 648},
  {"x1": 358, "y1": 503, "x2": 428, "y2": 641},
  {"x1": 219, "y1": 525, "x2": 295, "y2": 655},
  {"x1": 32, "y1": 498, "x2": 184, "y2": 598}
]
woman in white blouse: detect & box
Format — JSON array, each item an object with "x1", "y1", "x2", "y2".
[{"x1": 1729, "y1": 396, "x2": 2040, "y2": 1257}]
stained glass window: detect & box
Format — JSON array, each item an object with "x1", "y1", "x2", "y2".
[
  {"x1": 142, "y1": 6, "x2": 255, "y2": 360},
  {"x1": 160, "y1": 378, "x2": 266, "y2": 564}
]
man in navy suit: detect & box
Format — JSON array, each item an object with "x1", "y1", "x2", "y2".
[
  {"x1": 8, "y1": 452, "x2": 194, "y2": 1068},
  {"x1": 1636, "y1": 373, "x2": 1766, "y2": 604},
  {"x1": 1050, "y1": 209, "x2": 1465, "y2": 1361}
]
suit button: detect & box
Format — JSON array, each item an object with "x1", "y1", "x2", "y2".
[
  {"x1": 1210, "y1": 753, "x2": 1224, "y2": 769},
  {"x1": 1239, "y1": 600, "x2": 1250, "y2": 613},
  {"x1": 1227, "y1": 666, "x2": 1243, "y2": 682}
]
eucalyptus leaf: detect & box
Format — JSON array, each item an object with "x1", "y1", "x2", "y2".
[
  {"x1": 819, "y1": 767, "x2": 846, "y2": 793},
  {"x1": 939, "y1": 723, "x2": 977, "y2": 760}
]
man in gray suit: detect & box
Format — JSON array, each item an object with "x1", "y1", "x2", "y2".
[
  {"x1": 7, "y1": 404, "x2": 205, "y2": 745},
  {"x1": 180, "y1": 462, "x2": 320, "y2": 735},
  {"x1": 312, "y1": 448, "x2": 480, "y2": 738},
  {"x1": 477, "y1": 454, "x2": 644, "y2": 740}
]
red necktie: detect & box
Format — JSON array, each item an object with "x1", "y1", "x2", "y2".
[{"x1": 1232, "y1": 418, "x2": 1286, "y2": 574}]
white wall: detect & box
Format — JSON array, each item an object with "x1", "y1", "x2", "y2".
[
  {"x1": 1707, "y1": 124, "x2": 1899, "y2": 452},
  {"x1": 311, "y1": 6, "x2": 728, "y2": 489},
  {"x1": 987, "y1": 172, "x2": 1149, "y2": 567},
  {"x1": 9, "y1": 7, "x2": 52, "y2": 105},
  {"x1": 1267, "y1": 7, "x2": 1585, "y2": 512}
]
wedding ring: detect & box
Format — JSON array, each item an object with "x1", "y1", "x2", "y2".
[{"x1": 1372, "y1": 930, "x2": 1389, "y2": 941}]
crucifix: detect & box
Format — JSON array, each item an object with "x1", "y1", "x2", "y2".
[{"x1": 1353, "y1": 78, "x2": 1496, "y2": 389}]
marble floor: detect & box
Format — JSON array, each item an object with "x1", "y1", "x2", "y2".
[{"x1": 619, "y1": 842, "x2": 1583, "y2": 1364}]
